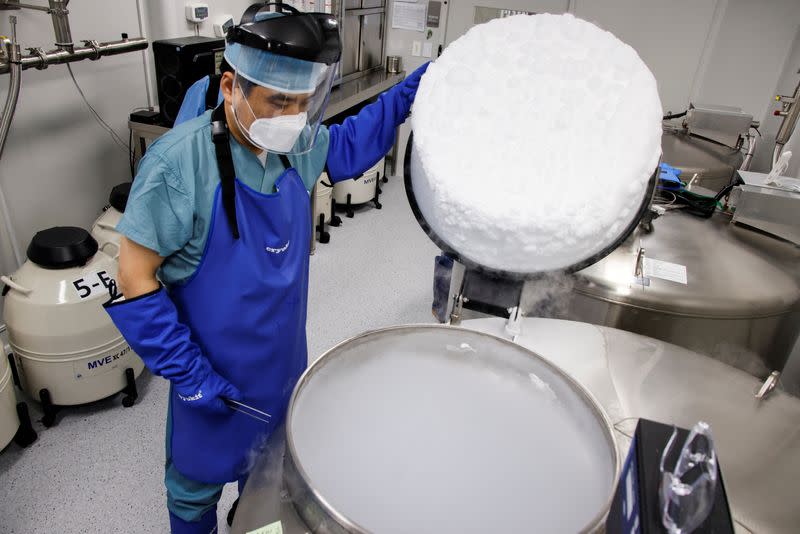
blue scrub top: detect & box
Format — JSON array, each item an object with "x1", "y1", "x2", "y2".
[{"x1": 117, "y1": 110, "x2": 329, "y2": 286}]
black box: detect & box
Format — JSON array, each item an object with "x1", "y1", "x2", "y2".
[
  {"x1": 606, "y1": 419, "x2": 735, "y2": 533},
  {"x1": 152, "y1": 36, "x2": 225, "y2": 126}
]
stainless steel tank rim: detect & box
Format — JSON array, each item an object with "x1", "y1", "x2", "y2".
[
  {"x1": 573, "y1": 287, "x2": 800, "y2": 320},
  {"x1": 10, "y1": 334, "x2": 128, "y2": 362},
  {"x1": 403, "y1": 132, "x2": 659, "y2": 281},
  {"x1": 284, "y1": 323, "x2": 622, "y2": 534}
]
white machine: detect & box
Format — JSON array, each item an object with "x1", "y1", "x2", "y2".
[
  {"x1": 3, "y1": 227, "x2": 144, "y2": 427},
  {"x1": 0, "y1": 351, "x2": 36, "y2": 450},
  {"x1": 90, "y1": 182, "x2": 129, "y2": 259},
  {"x1": 184, "y1": 3, "x2": 209, "y2": 23},
  {"x1": 332, "y1": 157, "x2": 385, "y2": 218}
]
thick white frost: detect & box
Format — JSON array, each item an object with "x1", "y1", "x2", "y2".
[{"x1": 411, "y1": 13, "x2": 662, "y2": 272}]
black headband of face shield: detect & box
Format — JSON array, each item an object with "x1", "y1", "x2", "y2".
[{"x1": 227, "y1": 2, "x2": 342, "y2": 66}]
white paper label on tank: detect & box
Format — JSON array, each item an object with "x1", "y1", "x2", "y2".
[
  {"x1": 643, "y1": 258, "x2": 687, "y2": 284},
  {"x1": 246, "y1": 521, "x2": 283, "y2": 534}
]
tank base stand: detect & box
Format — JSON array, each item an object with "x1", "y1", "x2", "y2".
[
  {"x1": 121, "y1": 367, "x2": 138, "y2": 408},
  {"x1": 8, "y1": 353, "x2": 21, "y2": 387},
  {"x1": 316, "y1": 213, "x2": 330, "y2": 244},
  {"x1": 345, "y1": 194, "x2": 354, "y2": 218},
  {"x1": 39, "y1": 388, "x2": 59, "y2": 427},
  {"x1": 329, "y1": 199, "x2": 342, "y2": 227},
  {"x1": 13, "y1": 402, "x2": 37, "y2": 447},
  {"x1": 373, "y1": 173, "x2": 382, "y2": 209}
]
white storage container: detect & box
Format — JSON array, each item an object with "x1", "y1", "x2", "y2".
[{"x1": 3, "y1": 227, "x2": 144, "y2": 426}]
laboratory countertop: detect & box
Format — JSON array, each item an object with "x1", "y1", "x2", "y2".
[
  {"x1": 128, "y1": 70, "x2": 406, "y2": 139},
  {"x1": 233, "y1": 318, "x2": 800, "y2": 534}
]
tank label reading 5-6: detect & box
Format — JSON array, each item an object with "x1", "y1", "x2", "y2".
[
  {"x1": 71, "y1": 270, "x2": 115, "y2": 299},
  {"x1": 74, "y1": 345, "x2": 132, "y2": 379}
]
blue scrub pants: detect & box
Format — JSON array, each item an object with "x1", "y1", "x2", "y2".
[{"x1": 165, "y1": 396, "x2": 247, "y2": 531}]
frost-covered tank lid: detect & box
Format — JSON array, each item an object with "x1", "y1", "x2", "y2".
[
  {"x1": 27, "y1": 226, "x2": 98, "y2": 269},
  {"x1": 407, "y1": 13, "x2": 661, "y2": 278}
]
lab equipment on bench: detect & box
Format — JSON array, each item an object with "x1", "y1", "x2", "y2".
[
  {"x1": 606, "y1": 419, "x2": 734, "y2": 534},
  {"x1": 91, "y1": 182, "x2": 131, "y2": 259},
  {"x1": 661, "y1": 103, "x2": 759, "y2": 192},
  {"x1": 732, "y1": 168, "x2": 800, "y2": 245},
  {"x1": 2, "y1": 227, "x2": 144, "y2": 427},
  {"x1": 152, "y1": 36, "x2": 225, "y2": 126}
]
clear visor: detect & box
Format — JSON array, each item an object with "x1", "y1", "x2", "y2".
[{"x1": 227, "y1": 45, "x2": 338, "y2": 155}]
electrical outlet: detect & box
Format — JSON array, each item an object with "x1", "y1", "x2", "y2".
[
  {"x1": 422, "y1": 42, "x2": 433, "y2": 58},
  {"x1": 412, "y1": 41, "x2": 422, "y2": 57}
]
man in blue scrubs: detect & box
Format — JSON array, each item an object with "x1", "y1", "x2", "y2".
[{"x1": 104, "y1": 5, "x2": 428, "y2": 533}]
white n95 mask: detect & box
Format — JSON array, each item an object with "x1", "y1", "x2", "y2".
[{"x1": 248, "y1": 112, "x2": 308, "y2": 153}]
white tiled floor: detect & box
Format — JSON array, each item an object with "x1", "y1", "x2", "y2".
[{"x1": 0, "y1": 173, "x2": 440, "y2": 533}]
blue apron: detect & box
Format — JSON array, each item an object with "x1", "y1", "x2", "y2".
[{"x1": 167, "y1": 105, "x2": 310, "y2": 484}]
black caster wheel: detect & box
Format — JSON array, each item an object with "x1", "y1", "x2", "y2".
[
  {"x1": 39, "y1": 388, "x2": 59, "y2": 427},
  {"x1": 13, "y1": 402, "x2": 37, "y2": 447},
  {"x1": 374, "y1": 200, "x2": 383, "y2": 209},
  {"x1": 319, "y1": 231, "x2": 330, "y2": 244},
  {"x1": 381, "y1": 176, "x2": 388, "y2": 184},
  {"x1": 121, "y1": 367, "x2": 138, "y2": 407}
]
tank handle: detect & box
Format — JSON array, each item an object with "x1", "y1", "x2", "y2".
[
  {"x1": 99, "y1": 241, "x2": 120, "y2": 260},
  {"x1": 1, "y1": 275, "x2": 32, "y2": 295},
  {"x1": 95, "y1": 221, "x2": 117, "y2": 231}
]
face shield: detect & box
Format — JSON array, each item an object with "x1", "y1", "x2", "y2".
[{"x1": 223, "y1": 6, "x2": 341, "y2": 155}]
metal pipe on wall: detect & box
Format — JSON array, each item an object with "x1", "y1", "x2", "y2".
[
  {"x1": 0, "y1": 37, "x2": 148, "y2": 74},
  {"x1": 0, "y1": 16, "x2": 24, "y2": 266},
  {"x1": 47, "y1": 0, "x2": 72, "y2": 52}
]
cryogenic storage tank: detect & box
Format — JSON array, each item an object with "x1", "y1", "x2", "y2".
[
  {"x1": 568, "y1": 211, "x2": 800, "y2": 380},
  {"x1": 3, "y1": 227, "x2": 144, "y2": 426},
  {"x1": 91, "y1": 182, "x2": 131, "y2": 258},
  {"x1": 0, "y1": 352, "x2": 16, "y2": 449},
  {"x1": 661, "y1": 127, "x2": 744, "y2": 192},
  {"x1": 0, "y1": 354, "x2": 36, "y2": 450},
  {"x1": 284, "y1": 325, "x2": 619, "y2": 534},
  {"x1": 332, "y1": 157, "x2": 385, "y2": 217}
]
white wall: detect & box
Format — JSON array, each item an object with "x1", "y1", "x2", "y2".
[
  {"x1": 573, "y1": 0, "x2": 719, "y2": 115},
  {"x1": 141, "y1": 0, "x2": 258, "y2": 112},
  {"x1": 0, "y1": 1, "x2": 148, "y2": 279},
  {"x1": 409, "y1": 0, "x2": 800, "y2": 175}
]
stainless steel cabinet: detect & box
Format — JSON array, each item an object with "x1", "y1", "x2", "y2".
[
  {"x1": 359, "y1": 12, "x2": 384, "y2": 71},
  {"x1": 341, "y1": 14, "x2": 360, "y2": 76}
]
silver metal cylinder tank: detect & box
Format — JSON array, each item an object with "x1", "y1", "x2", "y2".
[
  {"x1": 567, "y1": 211, "x2": 800, "y2": 381},
  {"x1": 661, "y1": 127, "x2": 744, "y2": 192}
]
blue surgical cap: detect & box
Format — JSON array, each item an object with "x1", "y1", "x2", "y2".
[{"x1": 224, "y1": 11, "x2": 329, "y2": 94}]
